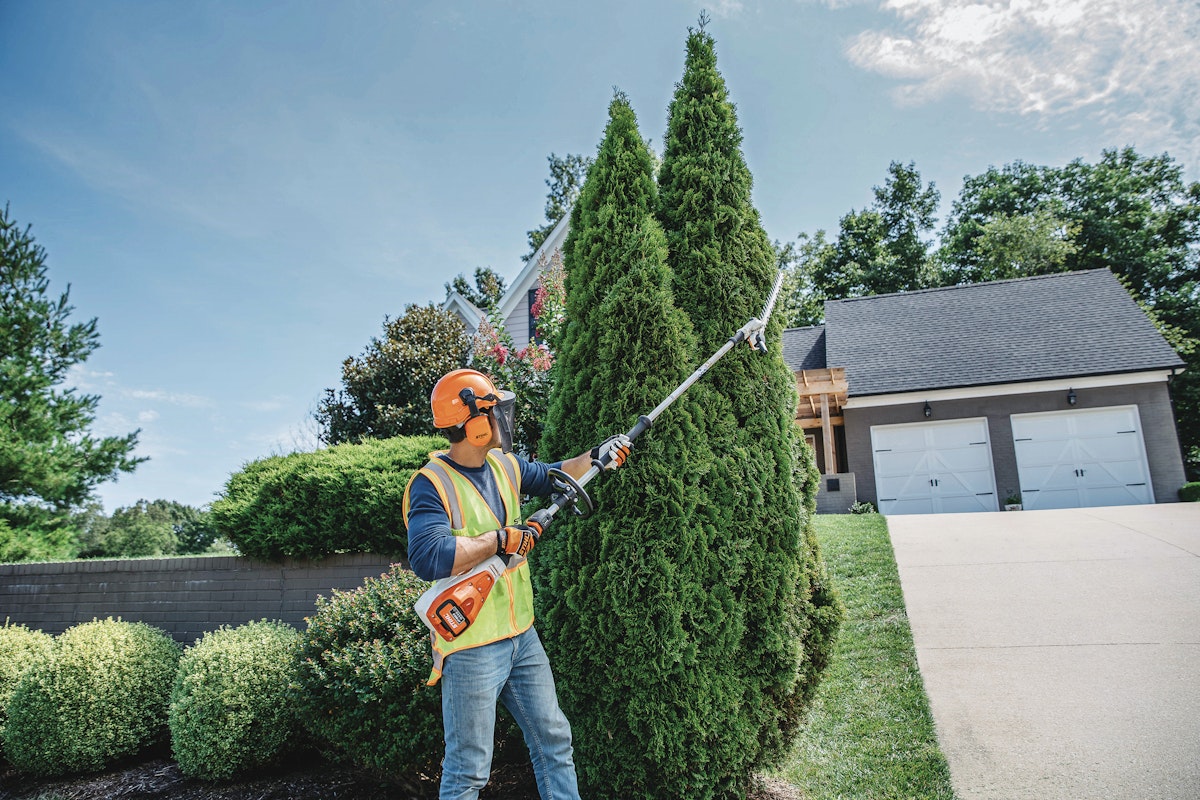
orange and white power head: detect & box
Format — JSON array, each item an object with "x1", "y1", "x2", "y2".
[{"x1": 430, "y1": 368, "x2": 517, "y2": 452}]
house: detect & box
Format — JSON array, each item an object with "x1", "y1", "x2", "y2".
[
  {"x1": 783, "y1": 269, "x2": 1188, "y2": 514},
  {"x1": 449, "y1": 224, "x2": 1188, "y2": 515},
  {"x1": 443, "y1": 214, "x2": 571, "y2": 344}
]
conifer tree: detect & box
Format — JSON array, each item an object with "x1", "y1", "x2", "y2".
[
  {"x1": 536, "y1": 93, "x2": 745, "y2": 798},
  {"x1": 657, "y1": 20, "x2": 843, "y2": 772}
]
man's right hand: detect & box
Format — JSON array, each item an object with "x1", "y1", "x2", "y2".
[{"x1": 496, "y1": 525, "x2": 539, "y2": 558}]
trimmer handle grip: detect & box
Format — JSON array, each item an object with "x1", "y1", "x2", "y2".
[
  {"x1": 626, "y1": 414, "x2": 654, "y2": 443},
  {"x1": 526, "y1": 508, "x2": 553, "y2": 537}
]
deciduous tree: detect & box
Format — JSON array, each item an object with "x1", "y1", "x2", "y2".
[
  {"x1": 940, "y1": 148, "x2": 1200, "y2": 476},
  {"x1": 812, "y1": 162, "x2": 940, "y2": 299},
  {"x1": 524, "y1": 152, "x2": 592, "y2": 261},
  {"x1": 443, "y1": 266, "x2": 506, "y2": 310},
  {"x1": 315, "y1": 304, "x2": 469, "y2": 444}
]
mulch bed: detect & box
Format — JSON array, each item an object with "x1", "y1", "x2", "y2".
[
  {"x1": 0, "y1": 751, "x2": 799, "y2": 800},
  {"x1": 0, "y1": 750, "x2": 537, "y2": 800}
]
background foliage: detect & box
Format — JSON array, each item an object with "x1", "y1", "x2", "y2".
[
  {"x1": 443, "y1": 266, "x2": 506, "y2": 311},
  {"x1": 73, "y1": 499, "x2": 221, "y2": 559},
  {"x1": 0, "y1": 206, "x2": 143, "y2": 561},
  {"x1": 466, "y1": 253, "x2": 566, "y2": 458},
  {"x1": 316, "y1": 304, "x2": 469, "y2": 445},
  {"x1": 524, "y1": 152, "x2": 592, "y2": 262},
  {"x1": 210, "y1": 435, "x2": 445, "y2": 560},
  {"x1": 781, "y1": 148, "x2": 1200, "y2": 479}
]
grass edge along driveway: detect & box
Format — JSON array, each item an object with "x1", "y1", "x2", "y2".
[{"x1": 777, "y1": 514, "x2": 957, "y2": 800}]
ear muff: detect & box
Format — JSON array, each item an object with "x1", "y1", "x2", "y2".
[
  {"x1": 457, "y1": 386, "x2": 495, "y2": 445},
  {"x1": 463, "y1": 412, "x2": 492, "y2": 445}
]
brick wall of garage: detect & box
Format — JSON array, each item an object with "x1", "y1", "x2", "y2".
[
  {"x1": 0, "y1": 552, "x2": 401, "y2": 644},
  {"x1": 844, "y1": 380, "x2": 1187, "y2": 508}
]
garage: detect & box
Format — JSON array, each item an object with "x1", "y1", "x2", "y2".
[
  {"x1": 1011, "y1": 405, "x2": 1154, "y2": 510},
  {"x1": 871, "y1": 418, "x2": 999, "y2": 515}
]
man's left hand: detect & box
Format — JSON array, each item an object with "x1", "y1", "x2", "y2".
[{"x1": 591, "y1": 434, "x2": 633, "y2": 470}]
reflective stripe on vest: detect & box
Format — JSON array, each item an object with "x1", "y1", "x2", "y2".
[{"x1": 403, "y1": 449, "x2": 533, "y2": 685}]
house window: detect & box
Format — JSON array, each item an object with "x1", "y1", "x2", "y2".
[{"x1": 528, "y1": 288, "x2": 540, "y2": 344}]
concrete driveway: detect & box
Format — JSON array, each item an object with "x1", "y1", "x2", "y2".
[{"x1": 887, "y1": 503, "x2": 1200, "y2": 800}]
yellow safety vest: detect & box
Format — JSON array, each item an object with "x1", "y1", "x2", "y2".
[{"x1": 403, "y1": 449, "x2": 534, "y2": 685}]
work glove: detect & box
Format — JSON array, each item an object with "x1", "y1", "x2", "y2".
[
  {"x1": 496, "y1": 524, "x2": 539, "y2": 558},
  {"x1": 591, "y1": 433, "x2": 633, "y2": 470}
]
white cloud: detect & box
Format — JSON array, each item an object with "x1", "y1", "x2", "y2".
[
  {"x1": 241, "y1": 399, "x2": 286, "y2": 413},
  {"x1": 126, "y1": 388, "x2": 214, "y2": 408},
  {"x1": 709, "y1": 0, "x2": 746, "y2": 17},
  {"x1": 844, "y1": 0, "x2": 1200, "y2": 166}
]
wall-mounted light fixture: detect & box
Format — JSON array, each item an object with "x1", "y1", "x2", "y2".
[
  {"x1": 923, "y1": 401, "x2": 932, "y2": 418},
  {"x1": 1067, "y1": 388, "x2": 1077, "y2": 406}
]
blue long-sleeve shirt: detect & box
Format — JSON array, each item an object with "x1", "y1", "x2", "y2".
[{"x1": 406, "y1": 454, "x2": 561, "y2": 581}]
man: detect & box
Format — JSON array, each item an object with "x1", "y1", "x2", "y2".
[{"x1": 403, "y1": 368, "x2": 631, "y2": 800}]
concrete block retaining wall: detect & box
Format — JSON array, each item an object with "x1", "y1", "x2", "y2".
[{"x1": 0, "y1": 553, "x2": 401, "y2": 644}]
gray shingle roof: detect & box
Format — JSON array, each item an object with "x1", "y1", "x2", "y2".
[
  {"x1": 780, "y1": 269, "x2": 1184, "y2": 397},
  {"x1": 781, "y1": 325, "x2": 827, "y2": 372}
]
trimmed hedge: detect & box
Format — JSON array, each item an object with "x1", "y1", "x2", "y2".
[
  {"x1": 1181, "y1": 482, "x2": 1200, "y2": 502},
  {"x1": 291, "y1": 565, "x2": 442, "y2": 780},
  {"x1": 169, "y1": 620, "x2": 301, "y2": 780},
  {"x1": 210, "y1": 435, "x2": 446, "y2": 560},
  {"x1": 0, "y1": 623, "x2": 54, "y2": 759},
  {"x1": 3, "y1": 618, "x2": 181, "y2": 776}
]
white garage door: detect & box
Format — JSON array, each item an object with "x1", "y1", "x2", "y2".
[
  {"x1": 871, "y1": 418, "x2": 999, "y2": 515},
  {"x1": 1011, "y1": 406, "x2": 1154, "y2": 510}
]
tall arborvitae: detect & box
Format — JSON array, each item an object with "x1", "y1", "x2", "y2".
[
  {"x1": 657, "y1": 20, "x2": 843, "y2": 773},
  {"x1": 536, "y1": 93, "x2": 745, "y2": 799}
]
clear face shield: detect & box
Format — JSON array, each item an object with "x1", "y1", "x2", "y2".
[{"x1": 489, "y1": 390, "x2": 517, "y2": 454}]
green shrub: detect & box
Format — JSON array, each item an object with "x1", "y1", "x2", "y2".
[
  {"x1": 653, "y1": 23, "x2": 843, "y2": 795},
  {"x1": 849, "y1": 501, "x2": 878, "y2": 514},
  {"x1": 210, "y1": 435, "x2": 445, "y2": 560},
  {"x1": 292, "y1": 564, "x2": 441, "y2": 780},
  {"x1": 169, "y1": 620, "x2": 300, "y2": 780},
  {"x1": 1180, "y1": 482, "x2": 1200, "y2": 502},
  {"x1": 0, "y1": 622, "x2": 54, "y2": 758},
  {"x1": 3, "y1": 618, "x2": 181, "y2": 776}
]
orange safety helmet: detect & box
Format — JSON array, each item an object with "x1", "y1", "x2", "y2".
[{"x1": 430, "y1": 369, "x2": 516, "y2": 450}]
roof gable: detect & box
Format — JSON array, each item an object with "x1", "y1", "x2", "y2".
[
  {"x1": 495, "y1": 213, "x2": 571, "y2": 325},
  {"x1": 823, "y1": 269, "x2": 1184, "y2": 397},
  {"x1": 442, "y1": 292, "x2": 484, "y2": 330}
]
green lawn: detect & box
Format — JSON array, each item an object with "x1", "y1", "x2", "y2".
[{"x1": 776, "y1": 514, "x2": 957, "y2": 800}]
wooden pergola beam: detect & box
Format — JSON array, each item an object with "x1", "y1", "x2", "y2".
[
  {"x1": 793, "y1": 367, "x2": 849, "y2": 475},
  {"x1": 796, "y1": 416, "x2": 845, "y2": 429}
]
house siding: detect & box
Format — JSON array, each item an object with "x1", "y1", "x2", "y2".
[
  {"x1": 504, "y1": 301, "x2": 531, "y2": 346},
  {"x1": 845, "y1": 380, "x2": 1186, "y2": 509}
]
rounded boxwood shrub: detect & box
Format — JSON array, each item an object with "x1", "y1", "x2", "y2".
[
  {"x1": 169, "y1": 620, "x2": 300, "y2": 780},
  {"x1": 1180, "y1": 482, "x2": 1200, "y2": 502},
  {"x1": 0, "y1": 622, "x2": 54, "y2": 759},
  {"x1": 3, "y1": 618, "x2": 181, "y2": 776},
  {"x1": 210, "y1": 435, "x2": 445, "y2": 560},
  {"x1": 292, "y1": 564, "x2": 441, "y2": 779}
]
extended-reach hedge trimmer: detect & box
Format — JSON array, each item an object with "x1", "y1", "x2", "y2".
[{"x1": 416, "y1": 269, "x2": 788, "y2": 641}]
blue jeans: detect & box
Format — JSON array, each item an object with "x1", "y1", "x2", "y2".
[{"x1": 439, "y1": 627, "x2": 580, "y2": 800}]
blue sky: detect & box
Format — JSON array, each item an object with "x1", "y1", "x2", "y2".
[{"x1": 2, "y1": 0, "x2": 1197, "y2": 511}]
